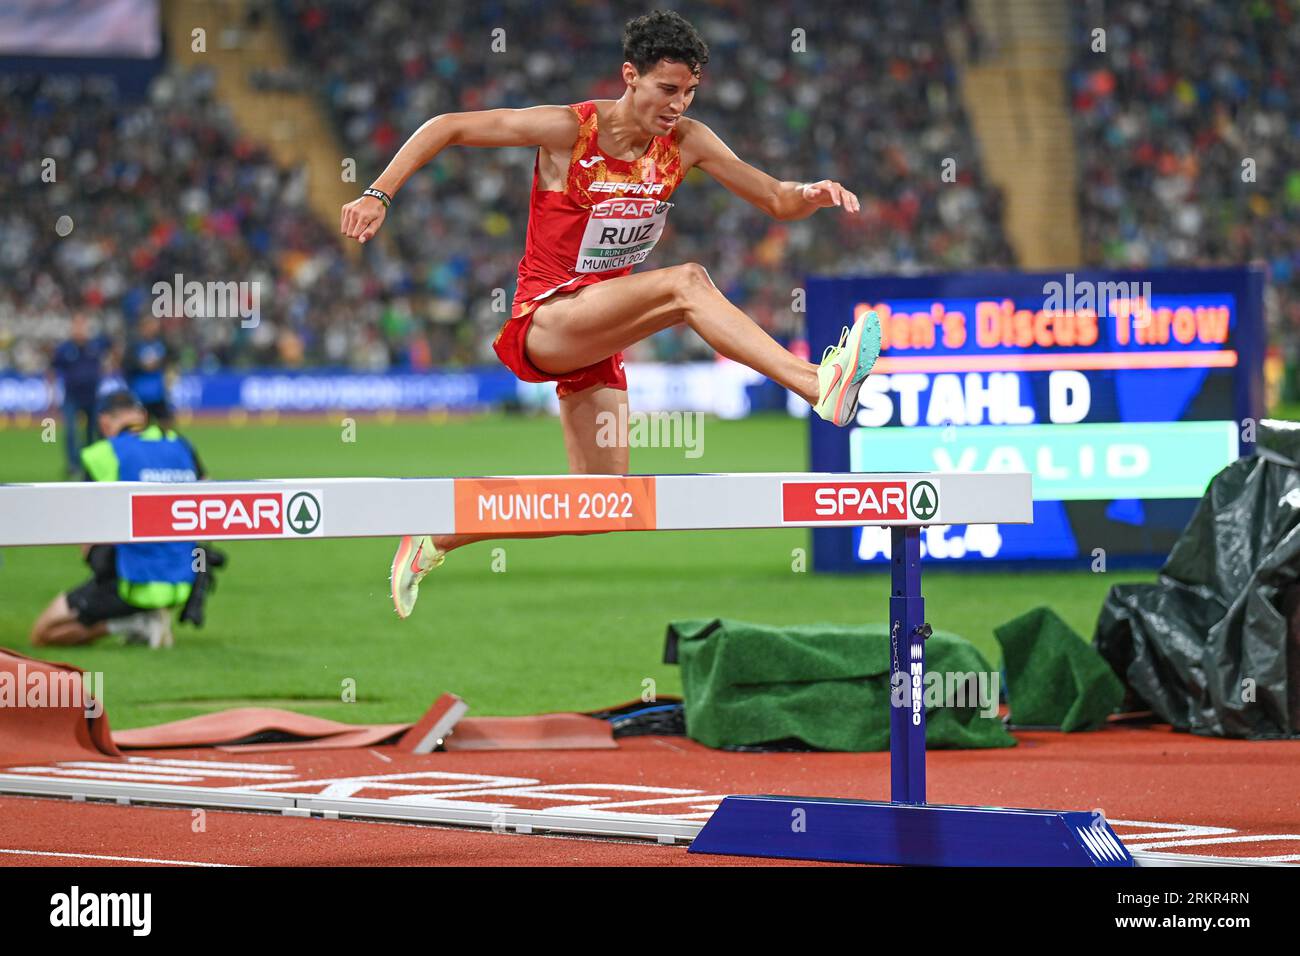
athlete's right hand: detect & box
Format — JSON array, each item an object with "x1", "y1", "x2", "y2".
[{"x1": 340, "y1": 195, "x2": 387, "y2": 244}]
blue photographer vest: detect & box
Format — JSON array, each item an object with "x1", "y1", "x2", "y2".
[{"x1": 80, "y1": 425, "x2": 198, "y2": 608}]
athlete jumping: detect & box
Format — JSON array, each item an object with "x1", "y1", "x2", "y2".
[{"x1": 339, "y1": 11, "x2": 882, "y2": 618}]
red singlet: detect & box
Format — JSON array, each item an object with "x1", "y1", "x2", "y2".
[{"x1": 493, "y1": 100, "x2": 686, "y2": 397}]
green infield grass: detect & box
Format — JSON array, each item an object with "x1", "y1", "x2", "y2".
[{"x1": 0, "y1": 413, "x2": 1149, "y2": 729}]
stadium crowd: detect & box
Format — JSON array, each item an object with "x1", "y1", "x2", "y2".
[
  {"x1": 10, "y1": 0, "x2": 1294, "y2": 391},
  {"x1": 0, "y1": 68, "x2": 422, "y2": 376},
  {"x1": 1069, "y1": 0, "x2": 1300, "y2": 370},
  {"x1": 2, "y1": 0, "x2": 1010, "y2": 378}
]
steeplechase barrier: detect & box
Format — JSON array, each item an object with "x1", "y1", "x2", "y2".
[{"x1": 1, "y1": 470, "x2": 1150, "y2": 865}]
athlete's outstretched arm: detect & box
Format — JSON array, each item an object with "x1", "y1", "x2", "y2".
[
  {"x1": 340, "y1": 106, "x2": 578, "y2": 243},
  {"x1": 685, "y1": 118, "x2": 860, "y2": 221}
]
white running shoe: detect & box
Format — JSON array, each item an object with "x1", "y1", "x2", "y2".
[
  {"x1": 390, "y1": 535, "x2": 445, "y2": 620},
  {"x1": 111, "y1": 609, "x2": 174, "y2": 649},
  {"x1": 812, "y1": 309, "x2": 882, "y2": 426}
]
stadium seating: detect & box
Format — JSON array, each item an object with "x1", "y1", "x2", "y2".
[
  {"x1": 1068, "y1": 0, "x2": 1300, "y2": 375},
  {"x1": 3, "y1": 0, "x2": 1011, "y2": 375}
]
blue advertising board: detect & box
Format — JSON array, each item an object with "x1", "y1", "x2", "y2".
[{"x1": 807, "y1": 268, "x2": 1267, "y2": 570}]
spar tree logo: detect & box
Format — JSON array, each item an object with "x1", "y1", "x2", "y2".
[
  {"x1": 909, "y1": 481, "x2": 938, "y2": 521},
  {"x1": 286, "y1": 492, "x2": 321, "y2": 535}
]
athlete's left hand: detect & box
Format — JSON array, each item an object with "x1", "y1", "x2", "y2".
[{"x1": 801, "y1": 180, "x2": 860, "y2": 213}]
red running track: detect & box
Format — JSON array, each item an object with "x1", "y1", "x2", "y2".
[{"x1": 1, "y1": 727, "x2": 1297, "y2": 866}]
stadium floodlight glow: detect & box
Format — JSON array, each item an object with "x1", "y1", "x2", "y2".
[{"x1": 0, "y1": 470, "x2": 1134, "y2": 865}]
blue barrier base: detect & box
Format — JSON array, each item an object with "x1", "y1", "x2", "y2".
[
  {"x1": 688, "y1": 532, "x2": 1135, "y2": 867},
  {"x1": 689, "y1": 795, "x2": 1135, "y2": 866}
]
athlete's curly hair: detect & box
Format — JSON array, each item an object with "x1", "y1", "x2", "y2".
[{"x1": 623, "y1": 10, "x2": 710, "y2": 77}]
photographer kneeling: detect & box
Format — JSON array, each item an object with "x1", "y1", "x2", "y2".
[{"x1": 29, "y1": 389, "x2": 222, "y2": 649}]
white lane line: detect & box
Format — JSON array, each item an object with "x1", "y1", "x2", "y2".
[
  {"x1": 543, "y1": 794, "x2": 728, "y2": 812},
  {"x1": 0, "y1": 848, "x2": 237, "y2": 867},
  {"x1": 56, "y1": 762, "x2": 295, "y2": 780},
  {"x1": 1127, "y1": 834, "x2": 1300, "y2": 851},
  {"x1": 126, "y1": 757, "x2": 296, "y2": 772},
  {"x1": 5, "y1": 767, "x2": 203, "y2": 783},
  {"x1": 1110, "y1": 820, "x2": 1236, "y2": 840}
]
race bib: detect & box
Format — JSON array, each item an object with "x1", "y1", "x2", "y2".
[{"x1": 575, "y1": 197, "x2": 673, "y2": 273}]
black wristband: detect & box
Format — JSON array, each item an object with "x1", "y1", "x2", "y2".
[{"x1": 362, "y1": 187, "x2": 391, "y2": 208}]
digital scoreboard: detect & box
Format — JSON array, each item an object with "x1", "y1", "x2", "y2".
[{"x1": 807, "y1": 268, "x2": 1266, "y2": 570}]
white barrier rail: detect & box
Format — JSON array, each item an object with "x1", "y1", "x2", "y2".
[{"x1": 0, "y1": 472, "x2": 1032, "y2": 546}]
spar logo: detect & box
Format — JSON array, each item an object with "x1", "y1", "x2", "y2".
[
  {"x1": 781, "y1": 479, "x2": 942, "y2": 523},
  {"x1": 284, "y1": 492, "x2": 321, "y2": 534},
  {"x1": 910, "y1": 481, "x2": 939, "y2": 521},
  {"x1": 782, "y1": 480, "x2": 909, "y2": 522},
  {"x1": 590, "y1": 197, "x2": 669, "y2": 218},
  {"x1": 130, "y1": 491, "x2": 323, "y2": 539}
]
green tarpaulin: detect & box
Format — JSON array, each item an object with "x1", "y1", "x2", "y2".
[
  {"x1": 994, "y1": 606, "x2": 1125, "y2": 731},
  {"x1": 1094, "y1": 419, "x2": 1300, "y2": 739},
  {"x1": 665, "y1": 618, "x2": 1014, "y2": 752}
]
